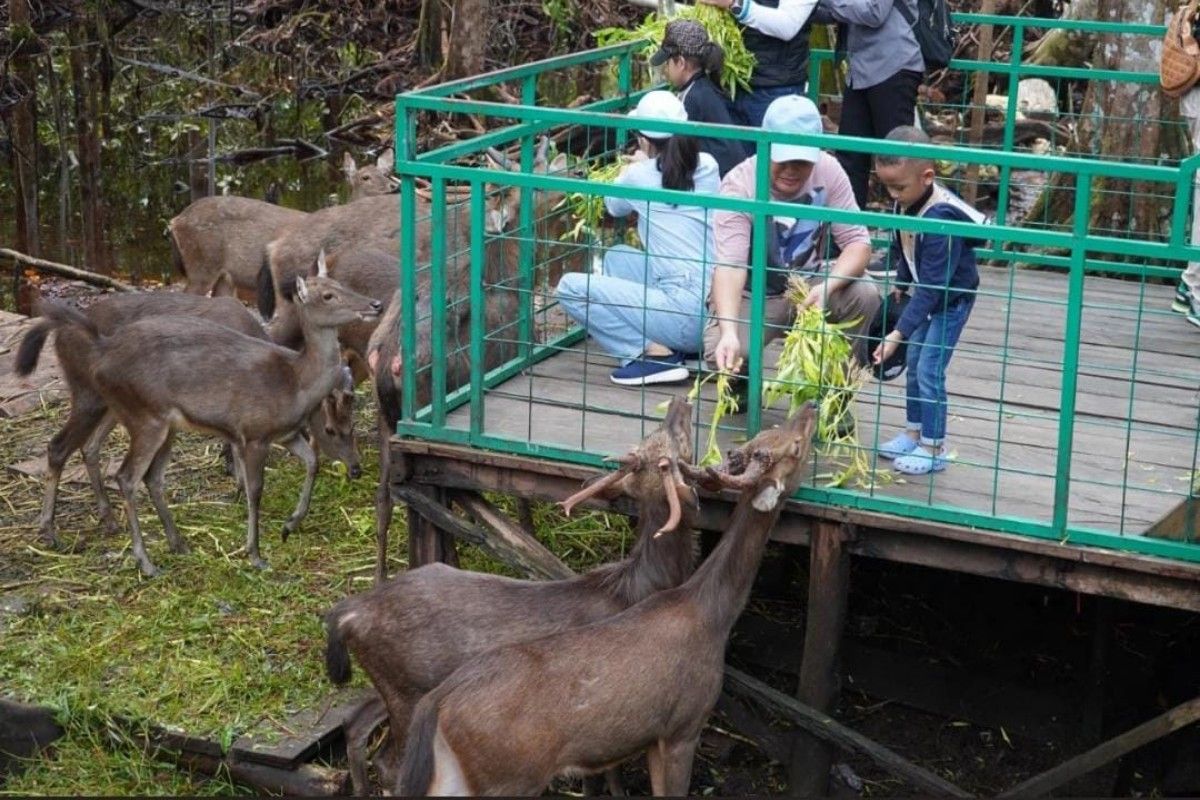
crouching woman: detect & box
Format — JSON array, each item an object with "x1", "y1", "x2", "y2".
[{"x1": 555, "y1": 91, "x2": 720, "y2": 386}]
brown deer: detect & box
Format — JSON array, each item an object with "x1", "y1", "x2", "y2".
[
  {"x1": 396, "y1": 403, "x2": 817, "y2": 797},
  {"x1": 29, "y1": 253, "x2": 382, "y2": 576},
  {"x1": 168, "y1": 150, "x2": 396, "y2": 300},
  {"x1": 14, "y1": 290, "x2": 362, "y2": 550},
  {"x1": 324, "y1": 396, "x2": 698, "y2": 793}
]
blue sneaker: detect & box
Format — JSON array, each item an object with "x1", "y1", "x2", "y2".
[
  {"x1": 878, "y1": 432, "x2": 919, "y2": 460},
  {"x1": 610, "y1": 352, "x2": 689, "y2": 386},
  {"x1": 1174, "y1": 282, "x2": 1191, "y2": 314}
]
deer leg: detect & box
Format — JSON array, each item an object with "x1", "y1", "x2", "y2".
[
  {"x1": 143, "y1": 433, "x2": 189, "y2": 555},
  {"x1": 279, "y1": 432, "x2": 317, "y2": 541},
  {"x1": 374, "y1": 416, "x2": 394, "y2": 584},
  {"x1": 649, "y1": 737, "x2": 699, "y2": 797},
  {"x1": 38, "y1": 401, "x2": 108, "y2": 548},
  {"x1": 116, "y1": 420, "x2": 172, "y2": 577},
  {"x1": 81, "y1": 411, "x2": 122, "y2": 536},
  {"x1": 239, "y1": 440, "x2": 270, "y2": 570}
]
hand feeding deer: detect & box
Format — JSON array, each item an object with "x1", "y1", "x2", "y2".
[
  {"x1": 29, "y1": 253, "x2": 381, "y2": 576},
  {"x1": 323, "y1": 396, "x2": 698, "y2": 792},
  {"x1": 168, "y1": 149, "x2": 396, "y2": 300},
  {"x1": 14, "y1": 290, "x2": 361, "y2": 550},
  {"x1": 396, "y1": 403, "x2": 818, "y2": 797}
]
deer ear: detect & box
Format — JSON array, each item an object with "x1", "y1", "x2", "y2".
[
  {"x1": 376, "y1": 148, "x2": 393, "y2": 172},
  {"x1": 295, "y1": 276, "x2": 310, "y2": 304},
  {"x1": 314, "y1": 248, "x2": 329, "y2": 278},
  {"x1": 549, "y1": 153, "x2": 569, "y2": 174},
  {"x1": 342, "y1": 152, "x2": 356, "y2": 178}
]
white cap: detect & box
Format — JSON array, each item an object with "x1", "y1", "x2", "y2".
[
  {"x1": 762, "y1": 95, "x2": 823, "y2": 164},
  {"x1": 628, "y1": 90, "x2": 688, "y2": 140}
]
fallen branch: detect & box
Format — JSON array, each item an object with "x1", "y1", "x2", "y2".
[
  {"x1": 0, "y1": 248, "x2": 137, "y2": 293},
  {"x1": 113, "y1": 56, "x2": 263, "y2": 99}
]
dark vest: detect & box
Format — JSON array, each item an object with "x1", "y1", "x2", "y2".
[{"x1": 739, "y1": 0, "x2": 812, "y2": 89}]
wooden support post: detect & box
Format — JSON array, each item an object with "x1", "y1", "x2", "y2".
[
  {"x1": 403, "y1": 485, "x2": 457, "y2": 568},
  {"x1": 788, "y1": 520, "x2": 852, "y2": 797},
  {"x1": 726, "y1": 668, "x2": 972, "y2": 798},
  {"x1": 962, "y1": 0, "x2": 995, "y2": 206},
  {"x1": 1081, "y1": 597, "x2": 1113, "y2": 746},
  {"x1": 998, "y1": 695, "x2": 1200, "y2": 798}
]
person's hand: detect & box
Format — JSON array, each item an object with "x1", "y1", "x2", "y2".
[
  {"x1": 890, "y1": 288, "x2": 905, "y2": 303},
  {"x1": 873, "y1": 331, "x2": 902, "y2": 365},
  {"x1": 712, "y1": 330, "x2": 744, "y2": 373},
  {"x1": 801, "y1": 283, "x2": 826, "y2": 311}
]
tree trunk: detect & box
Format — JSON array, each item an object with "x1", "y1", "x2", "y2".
[
  {"x1": 416, "y1": 0, "x2": 444, "y2": 69},
  {"x1": 68, "y1": 17, "x2": 112, "y2": 274},
  {"x1": 1024, "y1": 0, "x2": 1185, "y2": 242},
  {"x1": 444, "y1": 0, "x2": 486, "y2": 80},
  {"x1": 9, "y1": 0, "x2": 41, "y2": 257}
]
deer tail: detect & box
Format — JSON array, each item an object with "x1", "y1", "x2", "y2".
[
  {"x1": 256, "y1": 250, "x2": 277, "y2": 321},
  {"x1": 322, "y1": 606, "x2": 354, "y2": 686},
  {"x1": 397, "y1": 690, "x2": 443, "y2": 796},
  {"x1": 34, "y1": 298, "x2": 99, "y2": 340},
  {"x1": 14, "y1": 321, "x2": 53, "y2": 377}
]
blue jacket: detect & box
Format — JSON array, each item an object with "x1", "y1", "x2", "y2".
[{"x1": 890, "y1": 183, "x2": 987, "y2": 340}]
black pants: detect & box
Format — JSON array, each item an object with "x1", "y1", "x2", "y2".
[{"x1": 836, "y1": 69, "x2": 923, "y2": 209}]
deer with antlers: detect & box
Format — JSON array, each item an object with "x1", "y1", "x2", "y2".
[
  {"x1": 396, "y1": 403, "x2": 817, "y2": 797},
  {"x1": 324, "y1": 396, "x2": 698, "y2": 792}
]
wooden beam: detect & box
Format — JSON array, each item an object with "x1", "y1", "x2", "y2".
[
  {"x1": 789, "y1": 521, "x2": 852, "y2": 797},
  {"x1": 0, "y1": 247, "x2": 136, "y2": 292},
  {"x1": 449, "y1": 490, "x2": 575, "y2": 579},
  {"x1": 997, "y1": 695, "x2": 1200, "y2": 799},
  {"x1": 724, "y1": 667, "x2": 972, "y2": 798}
]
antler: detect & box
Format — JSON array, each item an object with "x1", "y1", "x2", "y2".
[
  {"x1": 558, "y1": 453, "x2": 641, "y2": 517},
  {"x1": 677, "y1": 461, "x2": 728, "y2": 493},
  {"x1": 535, "y1": 136, "x2": 550, "y2": 167},
  {"x1": 678, "y1": 458, "x2": 768, "y2": 492},
  {"x1": 652, "y1": 457, "x2": 683, "y2": 538},
  {"x1": 485, "y1": 146, "x2": 516, "y2": 171}
]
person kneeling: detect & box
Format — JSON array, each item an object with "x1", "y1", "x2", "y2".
[{"x1": 555, "y1": 91, "x2": 720, "y2": 386}]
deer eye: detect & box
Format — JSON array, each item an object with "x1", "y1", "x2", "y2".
[{"x1": 323, "y1": 292, "x2": 334, "y2": 301}]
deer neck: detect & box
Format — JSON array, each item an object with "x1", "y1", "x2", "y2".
[
  {"x1": 294, "y1": 314, "x2": 345, "y2": 409},
  {"x1": 686, "y1": 491, "x2": 786, "y2": 636},
  {"x1": 597, "y1": 499, "x2": 696, "y2": 607}
]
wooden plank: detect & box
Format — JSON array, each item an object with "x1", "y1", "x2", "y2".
[
  {"x1": 724, "y1": 667, "x2": 972, "y2": 798},
  {"x1": 997, "y1": 695, "x2": 1200, "y2": 799},
  {"x1": 228, "y1": 689, "x2": 374, "y2": 769},
  {"x1": 450, "y1": 490, "x2": 574, "y2": 579}
]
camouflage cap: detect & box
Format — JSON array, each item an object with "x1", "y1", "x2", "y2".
[{"x1": 649, "y1": 19, "x2": 711, "y2": 66}]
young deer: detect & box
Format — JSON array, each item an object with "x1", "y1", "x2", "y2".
[
  {"x1": 31, "y1": 253, "x2": 381, "y2": 576},
  {"x1": 325, "y1": 396, "x2": 698, "y2": 792},
  {"x1": 396, "y1": 403, "x2": 818, "y2": 797},
  {"x1": 169, "y1": 149, "x2": 396, "y2": 300}
]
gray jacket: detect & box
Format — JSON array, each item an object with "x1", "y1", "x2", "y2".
[{"x1": 814, "y1": 0, "x2": 924, "y2": 89}]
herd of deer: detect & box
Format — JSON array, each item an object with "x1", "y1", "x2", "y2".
[{"x1": 13, "y1": 139, "x2": 822, "y2": 795}]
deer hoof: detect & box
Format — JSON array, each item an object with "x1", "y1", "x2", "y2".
[
  {"x1": 37, "y1": 527, "x2": 62, "y2": 550},
  {"x1": 249, "y1": 554, "x2": 269, "y2": 571},
  {"x1": 138, "y1": 561, "x2": 163, "y2": 579},
  {"x1": 281, "y1": 519, "x2": 300, "y2": 541},
  {"x1": 169, "y1": 540, "x2": 192, "y2": 555},
  {"x1": 100, "y1": 514, "x2": 122, "y2": 537}
]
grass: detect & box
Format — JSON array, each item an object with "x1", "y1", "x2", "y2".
[{"x1": 0, "y1": 392, "x2": 632, "y2": 794}]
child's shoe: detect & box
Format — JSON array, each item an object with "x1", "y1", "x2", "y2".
[
  {"x1": 893, "y1": 446, "x2": 948, "y2": 475},
  {"x1": 878, "y1": 432, "x2": 919, "y2": 460},
  {"x1": 1174, "y1": 281, "x2": 1192, "y2": 314}
]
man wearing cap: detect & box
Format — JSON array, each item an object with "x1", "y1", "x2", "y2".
[
  {"x1": 705, "y1": 94, "x2": 880, "y2": 382},
  {"x1": 649, "y1": 19, "x2": 747, "y2": 176},
  {"x1": 697, "y1": 0, "x2": 819, "y2": 127}
]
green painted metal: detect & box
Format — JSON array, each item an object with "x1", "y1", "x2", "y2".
[{"x1": 388, "y1": 17, "x2": 1200, "y2": 563}]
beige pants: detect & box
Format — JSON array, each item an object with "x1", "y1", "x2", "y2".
[
  {"x1": 1181, "y1": 89, "x2": 1200, "y2": 304},
  {"x1": 702, "y1": 277, "x2": 881, "y2": 367}
]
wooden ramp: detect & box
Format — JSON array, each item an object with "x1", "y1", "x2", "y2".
[
  {"x1": 0, "y1": 310, "x2": 64, "y2": 418},
  {"x1": 444, "y1": 265, "x2": 1199, "y2": 539}
]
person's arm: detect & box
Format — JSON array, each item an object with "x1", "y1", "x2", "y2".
[
  {"x1": 709, "y1": 167, "x2": 754, "y2": 371},
  {"x1": 603, "y1": 161, "x2": 642, "y2": 218},
  {"x1": 699, "y1": 0, "x2": 817, "y2": 41},
  {"x1": 816, "y1": 0, "x2": 894, "y2": 27}
]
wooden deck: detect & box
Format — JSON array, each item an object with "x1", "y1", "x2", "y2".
[{"x1": 443, "y1": 265, "x2": 1198, "y2": 539}]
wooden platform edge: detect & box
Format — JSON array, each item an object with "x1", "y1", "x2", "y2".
[{"x1": 391, "y1": 437, "x2": 1200, "y2": 612}]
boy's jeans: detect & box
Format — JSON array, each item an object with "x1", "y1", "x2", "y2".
[
  {"x1": 555, "y1": 245, "x2": 709, "y2": 364},
  {"x1": 905, "y1": 297, "x2": 973, "y2": 446},
  {"x1": 732, "y1": 83, "x2": 807, "y2": 128}
]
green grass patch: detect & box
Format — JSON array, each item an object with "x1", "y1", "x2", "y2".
[{"x1": 0, "y1": 394, "x2": 631, "y2": 793}]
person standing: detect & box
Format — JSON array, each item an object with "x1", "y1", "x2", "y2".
[
  {"x1": 696, "y1": 0, "x2": 819, "y2": 128},
  {"x1": 1176, "y1": 87, "x2": 1200, "y2": 328},
  {"x1": 650, "y1": 19, "x2": 748, "y2": 176},
  {"x1": 814, "y1": 0, "x2": 924, "y2": 209}
]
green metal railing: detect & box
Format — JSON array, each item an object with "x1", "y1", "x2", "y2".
[{"x1": 389, "y1": 16, "x2": 1200, "y2": 562}]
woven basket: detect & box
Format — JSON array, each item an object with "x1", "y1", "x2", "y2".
[{"x1": 1162, "y1": 0, "x2": 1200, "y2": 98}]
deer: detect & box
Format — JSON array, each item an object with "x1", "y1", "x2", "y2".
[
  {"x1": 395, "y1": 402, "x2": 818, "y2": 797},
  {"x1": 324, "y1": 396, "x2": 698, "y2": 794},
  {"x1": 28, "y1": 253, "x2": 382, "y2": 576},
  {"x1": 14, "y1": 290, "x2": 361, "y2": 550},
  {"x1": 168, "y1": 149, "x2": 396, "y2": 300}
]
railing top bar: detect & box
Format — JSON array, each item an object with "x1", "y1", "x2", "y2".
[
  {"x1": 395, "y1": 95, "x2": 1182, "y2": 183},
  {"x1": 406, "y1": 41, "x2": 645, "y2": 98},
  {"x1": 951, "y1": 11, "x2": 1165, "y2": 36},
  {"x1": 393, "y1": 161, "x2": 1200, "y2": 264}
]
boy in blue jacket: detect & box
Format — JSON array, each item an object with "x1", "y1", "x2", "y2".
[{"x1": 872, "y1": 126, "x2": 986, "y2": 475}]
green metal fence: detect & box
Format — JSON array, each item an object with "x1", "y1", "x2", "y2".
[{"x1": 389, "y1": 15, "x2": 1200, "y2": 563}]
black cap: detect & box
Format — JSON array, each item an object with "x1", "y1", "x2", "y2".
[{"x1": 649, "y1": 19, "x2": 710, "y2": 67}]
